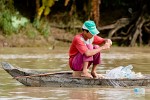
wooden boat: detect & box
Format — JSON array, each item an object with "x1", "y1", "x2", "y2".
[{"x1": 1, "y1": 62, "x2": 150, "y2": 87}]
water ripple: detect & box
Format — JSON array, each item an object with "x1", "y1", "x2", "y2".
[
  {"x1": 0, "y1": 54, "x2": 68, "y2": 59},
  {"x1": 0, "y1": 53, "x2": 135, "y2": 60}
]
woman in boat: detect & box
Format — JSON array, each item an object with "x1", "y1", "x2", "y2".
[{"x1": 69, "y1": 20, "x2": 112, "y2": 78}]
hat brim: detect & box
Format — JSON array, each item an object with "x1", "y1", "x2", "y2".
[
  {"x1": 82, "y1": 24, "x2": 100, "y2": 35},
  {"x1": 89, "y1": 28, "x2": 100, "y2": 36}
]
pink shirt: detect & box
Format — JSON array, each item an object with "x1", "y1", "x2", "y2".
[{"x1": 69, "y1": 33, "x2": 105, "y2": 58}]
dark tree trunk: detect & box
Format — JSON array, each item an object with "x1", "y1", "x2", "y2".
[
  {"x1": 35, "y1": 0, "x2": 40, "y2": 19},
  {"x1": 91, "y1": 0, "x2": 101, "y2": 26}
]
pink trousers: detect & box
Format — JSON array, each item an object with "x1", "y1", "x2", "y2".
[{"x1": 70, "y1": 44, "x2": 101, "y2": 71}]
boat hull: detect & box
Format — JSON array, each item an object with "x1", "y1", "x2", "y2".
[{"x1": 1, "y1": 62, "x2": 150, "y2": 87}]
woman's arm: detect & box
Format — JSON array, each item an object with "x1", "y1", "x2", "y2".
[{"x1": 84, "y1": 39, "x2": 112, "y2": 57}]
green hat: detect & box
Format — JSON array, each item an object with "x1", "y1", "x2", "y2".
[{"x1": 82, "y1": 20, "x2": 100, "y2": 35}]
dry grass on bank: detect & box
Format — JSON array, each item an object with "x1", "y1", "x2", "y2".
[{"x1": 0, "y1": 27, "x2": 74, "y2": 48}]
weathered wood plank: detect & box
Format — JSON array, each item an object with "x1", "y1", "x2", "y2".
[{"x1": 1, "y1": 62, "x2": 150, "y2": 87}]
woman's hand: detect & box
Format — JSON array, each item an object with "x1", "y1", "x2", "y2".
[
  {"x1": 101, "y1": 39, "x2": 112, "y2": 50},
  {"x1": 106, "y1": 39, "x2": 112, "y2": 46}
]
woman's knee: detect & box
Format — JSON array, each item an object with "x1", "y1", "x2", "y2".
[{"x1": 93, "y1": 45, "x2": 99, "y2": 49}]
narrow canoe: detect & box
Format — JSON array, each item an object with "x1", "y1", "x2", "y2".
[{"x1": 1, "y1": 62, "x2": 150, "y2": 87}]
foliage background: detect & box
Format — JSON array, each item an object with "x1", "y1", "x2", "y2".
[{"x1": 0, "y1": 0, "x2": 150, "y2": 47}]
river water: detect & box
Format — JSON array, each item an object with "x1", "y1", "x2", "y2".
[{"x1": 0, "y1": 47, "x2": 150, "y2": 100}]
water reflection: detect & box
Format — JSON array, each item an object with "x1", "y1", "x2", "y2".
[
  {"x1": 0, "y1": 87, "x2": 150, "y2": 100},
  {"x1": 0, "y1": 47, "x2": 150, "y2": 100}
]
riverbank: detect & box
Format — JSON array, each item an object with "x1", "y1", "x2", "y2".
[
  {"x1": 1, "y1": 27, "x2": 150, "y2": 48},
  {"x1": 0, "y1": 27, "x2": 74, "y2": 48}
]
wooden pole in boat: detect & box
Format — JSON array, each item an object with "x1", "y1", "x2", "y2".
[
  {"x1": 14, "y1": 71, "x2": 72, "y2": 79},
  {"x1": 14, "y1": 73, "x2": 53, "y2": 79}
]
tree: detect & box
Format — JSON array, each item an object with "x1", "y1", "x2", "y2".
[
  {"x1": 91, "y1": 0, "x2": 101, "y2": 26},
  {"x1": 99, "y1": 0, "x2": 150, "y2": 46}
]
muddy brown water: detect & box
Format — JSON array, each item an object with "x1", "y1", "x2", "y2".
[{"x1": 0, "y1": 47, "x2": 150, "y2": 100}]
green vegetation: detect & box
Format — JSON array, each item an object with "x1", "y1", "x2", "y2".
[
  {"x1": 0, "y1": 0, "x2": 149, "y2": 47},
  {"x1": 33, "y1": 18, "x2": 50, "y2": 38},
  {"x1": 0, "y1": 0, "x2": 51, "y2": 39}
]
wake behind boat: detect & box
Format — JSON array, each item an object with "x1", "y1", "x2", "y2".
[{"x1": 1, "y1": 62, "x2": 150, "y2": 87}]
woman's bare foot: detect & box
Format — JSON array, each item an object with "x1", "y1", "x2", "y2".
[
  {"x1": 91, "y1": 72, "x2": 105, "y2": 79},
  {"x1": 81, "y1": 72, "x2": 93, "y2": 78}
]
